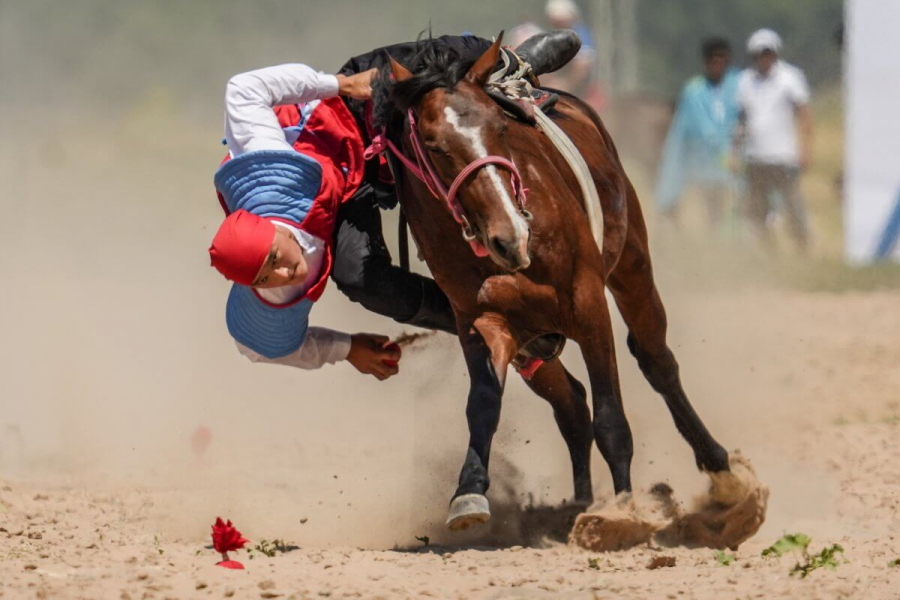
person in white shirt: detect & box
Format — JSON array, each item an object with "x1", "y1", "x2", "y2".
[{"x1": 735, "y1": 28, "x2": 813, "y2": 251}]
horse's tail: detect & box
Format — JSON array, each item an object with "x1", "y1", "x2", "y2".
[{"x1": 544, "y1": 88, "x2": 629, "y2": 278}]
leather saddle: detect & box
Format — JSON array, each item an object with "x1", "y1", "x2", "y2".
[{"x1": 484, "y1": 28, "x2": 581, "y2": 124}]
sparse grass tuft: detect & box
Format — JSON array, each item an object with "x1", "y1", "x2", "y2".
[
  {"x1": 715, "y1": 550, "x2": 736, "y2": 566},
  {"x1": 249, "y1": 539, "x2": 290, "y2": 558},
  {"x1": 761, "y1": 533, "x2": 811, "y2": 558},
  {"x1": 762, "y1": 533, "x2": 844, "y2": 578},
  {"x1": 791, "y1": 544, "x2": 844, "y2": 578}
]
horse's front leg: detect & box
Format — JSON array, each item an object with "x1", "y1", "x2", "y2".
[
  {"x1": 572, "y1": 273, "x2": 634, "y2": 495},
  {"x1": 446, "y1": 313, "x2": 518, "y2": 531}
]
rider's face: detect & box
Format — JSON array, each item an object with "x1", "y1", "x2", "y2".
[{"x1": 252, "y1": 226, "x2": 308, "y2": 288}]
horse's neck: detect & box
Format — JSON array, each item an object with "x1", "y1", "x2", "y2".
[
  {"x1": 398, "y1": 178, "x2": 453, "y2": 244},
  {"x1": 397, "y1": 177, "x2": 481, "y2": 283}
]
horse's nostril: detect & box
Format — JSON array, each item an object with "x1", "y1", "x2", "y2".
[
  {"x1": 489, "y1": 235, "x2": 531, "y2": 271},
  {"x1": 489, "y1": 236, "x2": 513, "y2": 260}
]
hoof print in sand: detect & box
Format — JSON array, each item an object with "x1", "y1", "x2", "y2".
[{"x1": 570, "y1": 454, "x2": 769, "y2": 552}]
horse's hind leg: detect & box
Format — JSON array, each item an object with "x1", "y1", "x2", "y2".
[
  {"x1": 447, "y1": 313, "x2": 518, "y2": 531},
  {"x1": 523, "y1": 358, "x2": 593, "y2": 503},
  {"x1": 606, "y1": 186, "x2": 729, "y2": 473}
]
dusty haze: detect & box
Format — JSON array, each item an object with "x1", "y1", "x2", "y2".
[{"x1": 1, "y1": 2, "x2": 898, "y2": 598}]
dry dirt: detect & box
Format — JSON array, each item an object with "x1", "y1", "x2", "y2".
[
  {"x1": 2, "y1": 273, "x2": 899, "y2": 599},
  {"x1": 2, "y1": 119, "x2": 900, "y2": 599}
]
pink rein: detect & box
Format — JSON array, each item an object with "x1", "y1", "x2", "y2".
[{"x1": 365, "y1": 109, "x2": 529, "y2": 257}]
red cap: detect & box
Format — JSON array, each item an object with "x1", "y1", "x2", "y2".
[{"x1": 208, "y1": 210, "x2": 276, "y2": 285}]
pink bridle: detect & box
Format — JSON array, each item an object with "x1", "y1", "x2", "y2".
[{"x1": 365, "y1": 108, "x2": 530, "y2": 257}]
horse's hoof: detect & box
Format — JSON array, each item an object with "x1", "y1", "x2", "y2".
[{"x1": 446, "y1": 494, "x2": 490, "y2": 531}]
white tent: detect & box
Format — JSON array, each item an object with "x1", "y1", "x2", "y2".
[{"x1": 845, "y1": 0, "x2": 900, "y2": 262}]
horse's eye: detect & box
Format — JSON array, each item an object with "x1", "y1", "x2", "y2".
[{"x1": 426, "y1": 143, "x2": 448, "y2": 155}]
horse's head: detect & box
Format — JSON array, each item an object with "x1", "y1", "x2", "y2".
[{"x1": 387, "y1": 34, "x2": 532, "y2": 272}]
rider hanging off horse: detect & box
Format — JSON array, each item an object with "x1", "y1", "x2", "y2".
[
  {"x1": 209, "y1": 31, "x2": 578, "y2": 379},
  {"x1": 208, "y1": 30, "x2": 765, "y2": 546}
]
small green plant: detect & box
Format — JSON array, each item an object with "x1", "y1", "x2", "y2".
[
  {"x1": 791, "y1": 544, "x2": 844, "y2": 578},
  {"x1": 762, "y1": 534, "x2": 844, "y2": 578},
  {"x1": 715, "y1": 550, "x2": 736, "y2": 566},
  {"x1": 252, "y1": 539, "x2": 289, "y2": 558},
  {"x1": 587, "y1": 557, "x2": 600, "y2": 570},
  {"x1": 761, "y1": 533, "x2": 811, "y2": 558},
  {"x1": 153, "y1": 535, "x2": 164, "y2": 556},
  {"x1": 415, "y1": 535, "x2": 430, "y2": 546},
  {"x1": 887, "y1": 558, "x2": 899, "y2": 568}
]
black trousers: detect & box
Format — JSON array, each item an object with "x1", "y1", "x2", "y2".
[{"x1": 331, "y1": 184, "x2": 456, "y2": 334}]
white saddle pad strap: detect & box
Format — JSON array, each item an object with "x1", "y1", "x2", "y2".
[{"x1": 534, "y1": 109, "x2": 604, "y2": 252}]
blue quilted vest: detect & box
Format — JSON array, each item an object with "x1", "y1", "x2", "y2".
[{"x1": 215, "y1": 150, "x2": 324, "y2": 359}]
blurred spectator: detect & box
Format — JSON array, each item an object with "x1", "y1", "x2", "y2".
[
  {"x1": 540, "y1": 0, "x2": 596, "y2": 97},
  {"x1": 508, "y1": 17, "x2": 544, "y2": 49},
  {"x1": 735, "y1": 28, "x2": 813, "y2": 252},
  {"x1": 654, "y1": 37, "x2": 739, "y2": 227}
]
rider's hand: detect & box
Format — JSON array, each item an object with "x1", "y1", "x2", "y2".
[
  {"x1": 347, "y1": 333, "x2": 401, "y2": 380},
  {"x1": 336, "y1": 69, "x2": 378, "y2": 100}
]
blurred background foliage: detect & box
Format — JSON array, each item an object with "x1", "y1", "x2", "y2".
[
  {"x1": 1, "y1": 0, "x2": 843, "y2": 117},
  {"x1": 3, "y1": 0, "x2": 881, "y2": 285}
]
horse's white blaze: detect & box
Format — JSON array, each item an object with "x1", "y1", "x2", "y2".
[{"x1": 443, "y1": 107, "x2": 530, "y2": 246}]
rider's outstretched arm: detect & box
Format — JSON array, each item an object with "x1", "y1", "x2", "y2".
[
  {"x1": 234, "y1": 325, "x2": 400, "y2": 381},
  {"x1": 224, "y1": 63, "x2": 377, "y2": 156},
  {"x1": 235, "y1": 327, "x2": 350, "y2": 370},
  {"x1": 224, "y1": 63, "x2": 339, "y2": 156}
]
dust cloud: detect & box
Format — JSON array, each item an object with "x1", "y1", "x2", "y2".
[
  {"x1": 571, "y1": 454, "x2": 769, "y2": 551},
  {"x1": 0, "y1": 0, "x2": 887, "y2": 562}
]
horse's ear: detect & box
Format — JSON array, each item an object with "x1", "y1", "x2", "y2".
[
  {"x1": 465, "y1": 31, "x2": 504, "y2": 87},
  {"x1": 388, "y1": 54, "x2": 413, "y2": 83}
]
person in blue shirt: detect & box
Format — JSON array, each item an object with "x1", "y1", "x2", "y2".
[{"x1": 655, "y1": 37, "x2": 739, "y2": 228}]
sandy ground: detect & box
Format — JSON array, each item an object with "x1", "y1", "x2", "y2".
[
  {"x1": 2, "y1": 280, "x2": 899, "y2": 598},
  {"x1": 1, "y1": 95, "x2": 898, "y2": 598}
]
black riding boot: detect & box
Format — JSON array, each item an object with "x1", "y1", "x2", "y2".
[
  {"x1": 513, "y1": 29, "x2": 582, "y2": 77},
  {"x1": 398, "y1": 277, "x2": 458, "y2": 335}
]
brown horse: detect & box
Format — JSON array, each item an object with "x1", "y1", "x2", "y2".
[{"x1": 372, "y1": 35, "x2": 731, "y2": 531}]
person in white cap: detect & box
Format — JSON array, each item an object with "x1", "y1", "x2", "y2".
[
  {"x1": 542, "y1": 0, "x2": 597, "y2": 96},
  {"x1": 735, "y1": 28, "x2": 813, "y2": 251}
]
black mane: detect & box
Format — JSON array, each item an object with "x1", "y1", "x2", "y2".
[{"x1": 372, "y1": 35, "x2": 477, "y2": 132}]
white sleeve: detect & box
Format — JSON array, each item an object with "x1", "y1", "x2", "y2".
[
  {"x1": 735, "y1": 71, "x2": 750, "y2": 112},
  {"x1": 788, "y1": 68, "x2": 810, "y2": 106},
  {"x1": 224, "y1": 64, "x2": 340, "y2": 157},
  {"x1": 235, "y1": 327, "x2": 352, "y2": 370}
]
